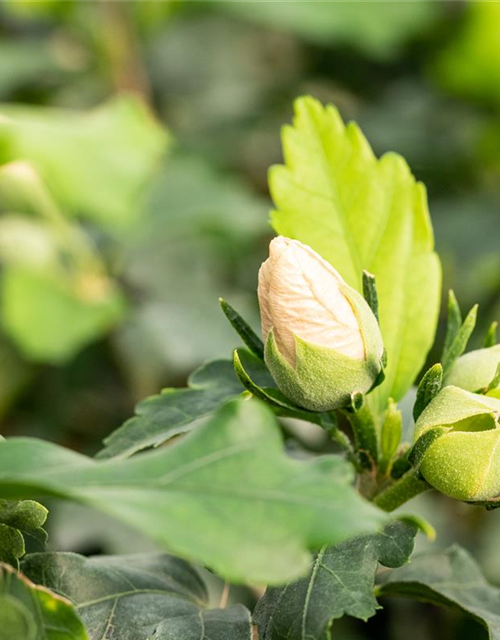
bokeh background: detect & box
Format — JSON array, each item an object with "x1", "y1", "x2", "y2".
[{"x1": 1, "y1": 1, "x2": 500, "y2": 638}]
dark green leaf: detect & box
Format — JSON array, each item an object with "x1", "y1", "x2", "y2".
[
  {"x1": 220, "y1": 298, "x2": 264, "y2": 359},
  {"x1": 254, "y1": 521, "x2": 417, "y2": 640},
  {"x1": 413, "y1": 363, "x2": 443, "y2": 421},
  {"x1": 379, "y1": 545, "x2": 500, "y2": 640},
  {"x1": 0, "y1": 562, "x2": 88, "y2": 640},
  {"x1": 0, "y1": 398, "x2": 386, "y2": 585},
  {"x1": 97, "y1": 359, "x2": 244, "y2": 460},
  {"x1": 0, "y1": 500, "x2": 47, "y2": 568},
  {"x1": 22, "y1": 552, "x2": 252, "y2": 640}
]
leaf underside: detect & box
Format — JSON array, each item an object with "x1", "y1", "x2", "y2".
[{"x1": 0, "y1": 398, "x2": 386, "y2": 585}]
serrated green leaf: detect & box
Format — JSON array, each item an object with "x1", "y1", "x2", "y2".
[
  {"x1": 254, "y1": 521, "x2": 417, "y2": 640},
  {"x1": 97, "y1": 359, "x2": 244, "y2": 460},
  {"x1": 22, "y1": 552, "x2": 252, "y2": 640},
  {"x1": 0, "y1": 562, "x2": 88, "y2": 640},
  {"x1": 0, "y1": 96, "x2": 168, "y2": 228},
  {"x1": 0, "y1": 398, "x2": 386, "y2": 585},
  {"x1": 379, "y1": 545, "x2": 500, "y2": 639},
  {"x1": 270, "y1": 96, "x2": 441, "y2": 412}
]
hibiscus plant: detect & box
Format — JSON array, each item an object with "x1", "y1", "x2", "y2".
[{"x1": 1, "y1": 96, "x2": 500, "y2": 640}]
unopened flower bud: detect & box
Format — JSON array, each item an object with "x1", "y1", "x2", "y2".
[
  {"x1": 445, "y1": 345, "x2": 500, "y2": 397},
  {"x1": 414, "y1": 385, "x2": 500, "y2": 502},
  {"x1": 258, "y1": 236, "x2": 385, "y2": 411}
]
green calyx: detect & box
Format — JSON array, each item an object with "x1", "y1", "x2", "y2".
[
  {"x1": 445, "y1": 344, "x2": 500, "y2": 396},
  {"x1": 414, "y1": 386, "x2": 500, "y2": 502},
  {"x1": 264, "y1": 283, "x2": 384, "y2": 412}
]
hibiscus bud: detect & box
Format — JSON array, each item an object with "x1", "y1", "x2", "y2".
[
  {"x1": 257, "y1": 236, "x2": 385, "y2": 411},
  {"x1": 445, "y1": 345, "x2": 500, "y2": 397},
  {"x1": 414, "y1": 385, "x2": 500, "y2": 502}
]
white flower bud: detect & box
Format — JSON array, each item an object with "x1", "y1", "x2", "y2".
[{"x1": 258, "y1": 237, "x2": 385, "y2": 411}]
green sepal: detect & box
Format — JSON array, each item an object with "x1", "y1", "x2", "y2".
[
  {"x1": 413, "y1": 363, "x2": 443, "y2": 421},
  {"x1": 408, "y1": 427, "x2": 448, "y2": 470},
  {"x1": 441, "y1": 291, "x2": 478, "y2": 374},
  {"x1": 219, "y1": 298, "x2": 264, "y2": 359},
  {"x1": 483, "y1": 321, "x2": 498, "y2": 348},
  {"x1": 379, "y1": 398, "x2": 402, "y2": 475},
  {"x1": 362, "y1": 270, "x2": 379, "y2": 321},
  {"x1": 233, "y1": 348, "x2": 323, "y2": 425},
  {"x1": 263, "y1": 281, "x2": 384, "y2": 412}
]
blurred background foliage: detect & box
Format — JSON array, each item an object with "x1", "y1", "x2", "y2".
[{"x1": 0, "y1": 2, "x2": 500, "y2": 638}]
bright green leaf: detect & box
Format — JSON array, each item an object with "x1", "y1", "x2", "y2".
[
  {"x1": 379, "y1": 545, "x2": 500, "y2": 639},
  {"x1": 0, "y1": 562, "x2": 88, "y2": 640},
  {"x1": 433, "y1": 2, "x2": 500, "y2": 109},
  {"x1": 0, "y1": 398, "x2": 386, "y2": 585},
  {"x1": 22, "y1": 552, "x2": 253, "y2": 640},
  {"x1": 254, "y1": 521, "x2": 417, "y2": 640},
  {"x1": 270, "y1": 96, "x2": 441, "y2": 412}
]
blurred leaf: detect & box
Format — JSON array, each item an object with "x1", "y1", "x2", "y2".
[
  {"x1": 0, "y1": 41, "x2": 61, "y2": 97},
  {"x1": 0, "y1": 500, "x2": 47, "y2": 568},
  {"x1": 217, "y1": 0, "x2": 441, "y2": 59},
  {"x1": 98, "y1": 358, "x2": 243, "y2": 460},
  {"x1": 0, "y1": 562, "x2": 88, "y2": 640},
  {"x1": 115, "y1": 154, "x2": 268, "y2": 386},
  {"x1": 379, "y1": 545, "x2": 500, "y2": 639},
  {"x1": 434, "y1": 2, "x2": 500, "y2": 109},
  {"x1": 270, "y1": 97, "x2": 441, "y2": 412},
  {"x1": 22, "y1": 551, "x2": 252, "y2": 640},
  {"x1": 1, "y1": 267, "x2": 125, "y2": 363},
  {"x1": 0, "y1": 96, "x2": 168, "y2": 228},
  {"x1": 254, "y1": 521, "x2": 417, "y2": 640},
  {"x1": 0, "y1": 398, "x2": 386, "y2": 584}
]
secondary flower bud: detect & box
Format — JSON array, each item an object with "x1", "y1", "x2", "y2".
[
  {"x1": 258, "y1": 236, "x2": 385, "y2": 411},
  {"x1": 445, "y1": 345, "x2": 500, "y2": 397},
  {"x1": 414, "y1": 386, "x2": 500, "y2": 502}
]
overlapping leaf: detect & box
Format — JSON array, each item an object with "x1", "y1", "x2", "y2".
[
  {"x1": 0, "y1": 499, "x2": 47, "y2": 568},
  {"x1": 98, "y1": 359, "x2": 243, "y2": 459},
  {"x1": 379, "y1": 545, "x2": 500, "y2": 640},
  {"x1": 0, "y1": 562, "x2": 88, "y2": 640},
  {"x1": 22, "y1": 552, "x2": 252, "y2": 640},
  {"x1": 270, "y1": 97, "x2": 441, "y2": 411},
  {"x1": 254, "y1": 521, "x2": 417, "y2": 640},
  {"x1": 0, "y1": 398, "x2": 386, "y2": 584}
]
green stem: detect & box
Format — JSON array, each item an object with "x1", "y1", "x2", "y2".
[
  {"x1": 343, "y1": 403, "x2": 379, "y2": 470},
  {"x1": 373, "y1": 470, "x2": 431, "y2": 512}
]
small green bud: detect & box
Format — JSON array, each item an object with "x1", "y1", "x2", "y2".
[
  {"x1": 445, "y1": 345, "x2": 500, "y2": 397},
  {"x1": 258, "y1": 237, "x2": 385, "y2": 412},
  {"x1": 414, "y1": 386, "x2": 500, "y2": 501}
]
